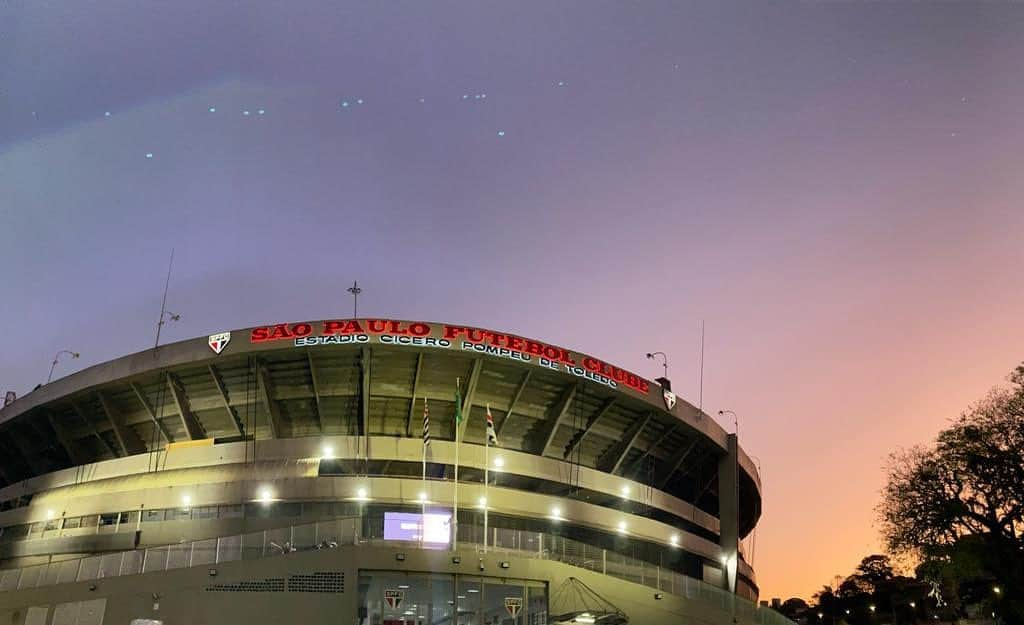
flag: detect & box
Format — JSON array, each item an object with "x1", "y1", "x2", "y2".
[
  {"x1": 454, "y1": 386, "x2": 463, "y2": 425},
  {"x1": 485, "y1": 405, "x2": 498, "y2": 447},
  {"x1": 422, "y1": 398, "x2": 430, "y2": 447}
]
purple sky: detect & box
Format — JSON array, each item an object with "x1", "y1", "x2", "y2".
[{"x1": 2, "y1": 1, "x2": 1023, "y2": 599}]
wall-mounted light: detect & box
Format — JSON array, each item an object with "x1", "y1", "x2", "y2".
[
  {"x1": 477, "y1": 497, "x2": 487, "y2": 509},
  {"x1": 356, "y1": 486, "x2": 369, "y2": 500},
  {"x1": 258, "y1": 488, "x2": 273, "y2": 504},
  {"x1": 620, "y1": 485, "x2": 630, "y2": 498},
  {"x1": 395, "y1": 553, "x2": 406, "y2": 562},
  {"x1": 493, "y1": 457, "x2": 505, "y2": 469},
  {"x1": 451, "y1": 556, "x2": 461, "y2": 564},
  {"x1": 669, "y1": 534, "x2": 679, "y2": 547},
  {"x1": 550, "y1": 506, "x2": 562, "y2": 520},
  {"x1": 208, "y1": 569, "x2": 217, "y2": 577},
  {"x1": 45, "y1": 510, "x2": 55, "y2": 520},
  {"x1": 500, "y1": 561, "x2": 510, "y2": 569},
  {"x1": 654, "y1": 593, "x2": 664, "y2": 600},
  {"x1": 418, "y1": 491, "x2": 428, "y2": 503},
  {"x1": 617, "y1": 521, "x2": 627, "y2": 534},
  {"x1": 322, "y1": 444, "x2": 335, "y2": 459},
  {"x1": 181, "y1": 495, "x2": 192, "y2": 507}
]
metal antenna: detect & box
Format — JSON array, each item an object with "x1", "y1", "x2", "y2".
[
  {"x1": 698, "y1": 320, "x2": 705, "y2": 417},
  {"x1": 347, "y1": 280, "x2": 362, "y2": 317},
  {"x1": 154, "y1": 249, "x2": 178, "y2": 350}
]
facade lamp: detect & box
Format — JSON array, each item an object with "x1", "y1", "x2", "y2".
[{"x1": 47, "y1": 350, "x2": 80, "y2": 383}]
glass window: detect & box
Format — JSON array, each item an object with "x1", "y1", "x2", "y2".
[
  {"x1": 218, "y1": 504, "x2": 243, "y2": 519},
  {"x1": 192, "y1": 506, "x2": 217, "y2": 519},
  {"x1": 62, "y1": 516, "x2": 82, "y2": 529},
  {"x1": 358, "y1": 571, "x2": 542, "y2": 625},
  {"x1": 166, "y1": 507, "x2": 192, "y2": 522},
  {"x1": 142, "y1": 509, "x2": 165, "y2": 523}
]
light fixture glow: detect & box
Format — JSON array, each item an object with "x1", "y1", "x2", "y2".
[
  {"x1": 45, "y1": 510, "x2": 55, "y2": 520},
  {"x1": 182, "y1": 495, "x2": 192, "y2": 507},
  {"x1": 620, "y1": 485, "x2": 630, "y2": 497},
  {"x1": 550, "y1": 506, "x2": 562, "y2": 519},
  {"x1": 322, "y1": 444, "x2": 334, "y2": 459},
  {"x1": 477, "y1": 497, "x2": 487, "y2": 508},
  {"x1": 493, "y1": 457, "x2": 505, "y2": 469},
  {"x1": 418, "y1": 491, "x2": 428, "y2": 502},
  {"x1": 356, "y1": 487, "x2": 368, "y2": 500},
  {"x1": 259, "y1": 488, "x2": 272, "y2": 503},
  {"x1": 669, "y1": 534, "x2": 679, "y2": 547},
  {"x1": 617, "y1": 520, "x2": 627, "y2": 533}
]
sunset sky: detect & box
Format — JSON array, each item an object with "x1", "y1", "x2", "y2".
[{"x1": 2, "y1": 1, "x2": 1022, "y2": 600}]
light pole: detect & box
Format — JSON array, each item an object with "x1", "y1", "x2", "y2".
[
  {"x1": 154, "y1": 310, "x2": 181, "y2": 349},
  {"x1": 347, "y1": 281, "x2": 362, "y2": 318},
  {"x1": 645, "y1": 351, "x2": 668, "y2": 378},
  {"x1": 47, "y1": 350, "x2": 80, "y2": 383}
]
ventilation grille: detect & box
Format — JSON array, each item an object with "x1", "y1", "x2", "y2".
[
  {"x1": 206, "y1": 578, "x2": 285, "y2": 593},
  {"x1": 205, "y1": 572, "x2": 345, "y2": 593},
  {"x1": 288, "y1": 571, "x2": 344, "y2": 593}
]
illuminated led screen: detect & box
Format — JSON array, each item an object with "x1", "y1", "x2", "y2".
[{"x1": 383, "y1": 512, "x2": 451, "y2": 545}]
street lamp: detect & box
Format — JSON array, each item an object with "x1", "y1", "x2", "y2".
[
  {"x1": 719, "y1": 409, "x2": 738, "y2": 434},
  {"x1": 993, "y1": 586, "x2": 1001, "y2": 595},
  {"x1": 645, "y1": 352, "x2": 668, "y2": 378},
  {"x1": 154, "y1": 310, "x2": 181, "y2": 349},
  {"x1": 47, "y1": 350, "x2": 80, "y2": 383}
]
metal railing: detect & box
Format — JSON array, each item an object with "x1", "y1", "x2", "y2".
[{"x1": 0, "y1": 515, "x2": 793, "y2": 625}]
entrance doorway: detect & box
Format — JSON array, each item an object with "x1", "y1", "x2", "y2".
[{"x1": 358, "y1": 570, "x2": 546, "y2": 625}]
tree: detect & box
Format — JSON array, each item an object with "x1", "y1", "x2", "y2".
[
  {"x1": 779, "y1": 597, "x2": 810, "y2": 622},
  {"x1": 879, "y1": 363, "x2": 1024, "y2": 625}
]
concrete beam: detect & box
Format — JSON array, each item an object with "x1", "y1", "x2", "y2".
[
  {"x1": 47, "y1": 412, "x2": 89, "y2": 465},
  {"x1": 256, "y1": 361, "x2": 285, "y2": 439},
  {"x1": 608, "y1": 412, "x2": 652, "y2": 475},
  {"x1": 405, "y1": 352, "x2": 424, "y2": 437},
  {"x1": 718, "y1": 433, "x2": 740, "y2": 592},
  {"x1": 538, "y1": 383, "x2": 578, "y2": 457},
  {"x1": 166, "y1": 373, "x2": 206, "y2": 441},
  {"x1": 626, "y1": 422, "x2": 678, "y2": 477},
  {"x1": 129, "y1": 382, "x2": 173, "y2": 443},
  {"x1": 96, "y1": 391, "x2": 146, "y2": 456},
  {"x1": 359, "y1": 348, "x2": 372, "y2": 437},
  {"x1": 208, "y1": 365, "x2": 245, "y2": 437},
  {"x1": 458, "y1": 359, "x2": 483, "y2": 439},
  {"x1": 562, "y1": 396, "x2": 616, "y2": 460},
  {"x1": 657, "y1": 437, "x2": 701, "y2": 489},
  {"x1": 306, "y1": 353, "x2": 323, "y2": 434},
  {"x1": 496, "y1": 370, "x2": 531, "y2": 437},
  {"x1": 70, "y1": 399, "x2": 118, "y2": 458}
]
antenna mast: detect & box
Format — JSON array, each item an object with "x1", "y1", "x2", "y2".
[
  {"x1": 154, "y1": 249, "x2": 175, "y2": 350},
  {"x1": 347, "y1": 280, "x2": 362, "y2": 318}
]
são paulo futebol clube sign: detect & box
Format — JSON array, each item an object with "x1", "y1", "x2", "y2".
[{"x1": 235, "y1": 318, "x2": 652, "y2": 395}]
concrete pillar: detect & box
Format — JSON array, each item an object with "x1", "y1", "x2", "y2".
[{"x1": 718, "y1": 433, "x2": 739, "y2": 594}]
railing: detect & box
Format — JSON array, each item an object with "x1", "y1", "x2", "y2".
[{"x1": 0, "y1": 515, "x2": 793, "y2": 625}]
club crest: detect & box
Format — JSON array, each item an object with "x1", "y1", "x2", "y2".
[
  {"x1": 208, "y1": 332, "x2": 231, "y2": 354},
  {"x1": 663, "y1": 388, "x2": 677, "y2": 411}
]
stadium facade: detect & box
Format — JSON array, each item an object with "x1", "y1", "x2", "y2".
[{"x1": 0, "y1": 318, "x2": 789, "y2": 625}]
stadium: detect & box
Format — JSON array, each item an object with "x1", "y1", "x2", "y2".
[{"x1": 0, "y1": 318, "x2": 788, "y2": 625}]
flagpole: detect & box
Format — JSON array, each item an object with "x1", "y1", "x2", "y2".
[
  {"x1": 453, "y1": 377, "x2": 460, "y2": 551},
  {"x1": 484, "y1": 402, "x2": 490, "y2": 553},
  {"x1": 422, "y1": 398, "x2": 427, "y2": 549}
]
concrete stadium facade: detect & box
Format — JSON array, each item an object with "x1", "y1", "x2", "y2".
[{"x1": 0, "y1": 318, "x2": 788, "y2": 625}]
